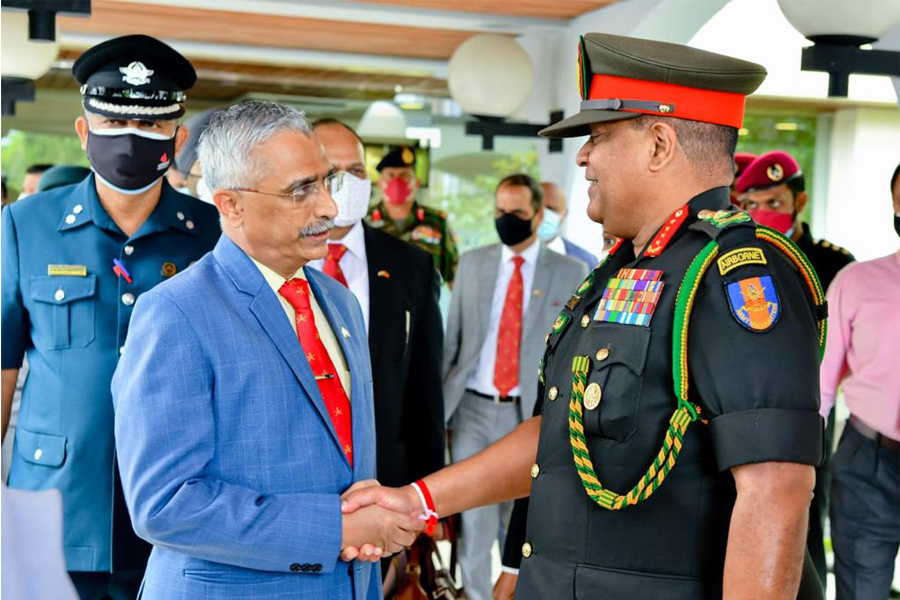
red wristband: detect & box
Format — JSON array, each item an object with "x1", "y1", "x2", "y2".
[{"x1": 414, "y1": 479, "x2": 439, "y2": 537}]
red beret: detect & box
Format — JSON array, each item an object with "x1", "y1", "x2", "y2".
[
  {"x1": 736, "y1": 150, "x2": 802, "y2": 194},
  {"x1": 734, "y1": 152, "x2": 756, "y2": 178}
]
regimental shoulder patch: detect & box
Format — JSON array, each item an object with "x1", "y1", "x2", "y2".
[
  {"x1": 594, "y1": 268, "x2": 664, "y2": 326},
  {"x1": 716, "y1": 247, "x2": 767, "y2": 275},
  {"x1": 411, "y1": 225, "x2": 442, "y2": 244},
  {"x1": 725, "y1": 275, "x2": 780, "y2": 332}
]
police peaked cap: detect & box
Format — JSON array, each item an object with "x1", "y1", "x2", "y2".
[{"x1": 73, "y1": 34, "x2": 196, "y2": 120}]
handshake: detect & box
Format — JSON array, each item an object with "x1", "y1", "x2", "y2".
[{"x1": 339, "y1": 480, "x2": 430, "y2": 562}]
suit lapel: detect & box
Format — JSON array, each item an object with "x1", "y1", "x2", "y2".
[
  {"x1": 477, "y1": 245, "x2": 501, "y2": 342},
  {"x1": 522, "y1": 245, "x2": 553, "y2": 341},
  {"x1": 213, "y1": 236, "x2": 346, "y2": 463}
]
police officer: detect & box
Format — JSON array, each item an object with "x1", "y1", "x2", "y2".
[
  {"x1": 365, "y1": 146, "x2": 458, "y2": 284},
  {"x1": 1, "y1": 34, "x2": 219, "y2": 600},
  {"x1": 341, "y1": 33, "x2": 826, "y2": 600}
]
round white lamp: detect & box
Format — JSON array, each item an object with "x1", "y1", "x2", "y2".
[
  {"x1": 356, "y1": 100, "x2": 408, "y2": 140},
  {"x1": 776, "y1": 0, "x2": 900, "y2": 43},
  {"x1": 448, "y1": 34, "x2": 534, "y2": 118},
  {"x1": 1, "y1": 10, "x2": 59, "y2": 80}
]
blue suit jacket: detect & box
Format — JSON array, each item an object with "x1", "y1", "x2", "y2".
[
  {"x1": 562, "y1": 237, "x2": 598, "y2": 271},
  {"x1": 112, "y1": 234, "x2": 380, "y2": 600}
]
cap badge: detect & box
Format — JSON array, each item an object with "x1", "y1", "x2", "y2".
[
  {"x1": 119, "y1": 61, "x2": 154, "y2": 86},
  {"x1": 766, "y1": 163, "x2": 784, "y2": 182},
  {"x1": 401, "y1": 147, "x2": 415, "y2": 165}
]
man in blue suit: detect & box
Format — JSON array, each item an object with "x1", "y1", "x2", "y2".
[
  {"x1": 112, "y1": 101, "x2": 422, "y2": 600},
  {"x1": 537, "y1": 181, "x2": 599, "y2": 270}
]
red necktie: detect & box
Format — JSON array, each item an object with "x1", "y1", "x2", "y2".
[
  {"x1": 494, "y1": 256, "x2": 525, "y2": 396},
  {"x1": 324, "y1": 243, "x2": 348, "y2": 288},
  {"x1": 279, "y1": 278, "x2": 353, "y2": 465}
]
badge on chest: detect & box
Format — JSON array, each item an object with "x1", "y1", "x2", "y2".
[{"x1": 593, "y1": 268, "x2": 664, "y2": 327}]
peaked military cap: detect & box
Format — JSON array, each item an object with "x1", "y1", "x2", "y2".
[
  {"x1": 736, "y1": 150, "x2": 803, "y2": 194},
  {"x1": 540, "y1": 33, "x2": 767, "y2": 138},
  {"x1": 73, "y1": 34, "x2": 196, "y2": 120},
  {"x1": 376, "y1": 146, "x2": 417, "y2": 172}
]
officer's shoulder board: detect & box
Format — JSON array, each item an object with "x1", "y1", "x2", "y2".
[{"x1": 815, "y1": 238, "x2": 853, "y2": 258}]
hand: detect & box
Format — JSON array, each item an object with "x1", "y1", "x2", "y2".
[
  {"x1": 341, "y1": 483, "x2": 423, "y2": 562},
  {"x1": 341, "y1": 483, "x2": 421, "y2": 517},
  {"x1": 341, "y1": 503, "x2": 423, "y2": 563},
  {"x1": 493, "y1": 571, "x2": 517, "y2": 600}
]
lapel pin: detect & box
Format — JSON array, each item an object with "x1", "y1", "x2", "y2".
[
  {"x1": 533, "y1": 289, "x2": 543, "y2": 296},
  {"x1": 341, "y1": 327, "x2": 351, "y2": 339},
  {"x1": 377, "y1": 270, "x2": 391, "y2": 279}
]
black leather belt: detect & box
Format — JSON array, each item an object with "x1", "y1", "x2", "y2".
[
  {"x1": 467, "y1": 389, "x2": 520, "y2": 404},
  {"x1": 849, "y1": 415, "x2": 900, "y2": 452}
]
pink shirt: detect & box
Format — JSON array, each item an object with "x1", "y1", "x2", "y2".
[{"x1": 819, "y1": 250, "x2": 900, "y2": 440}]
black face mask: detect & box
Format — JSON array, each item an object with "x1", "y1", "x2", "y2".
[
  {"x1": 87, "y1": 127, "x2": 176, "y2": 194},
  {"x1": 894, "y1": 214, "x2": 900, "y2": 239},
  {"x1": 495, "y1": 212, "x2": 534, "y2": 247}
]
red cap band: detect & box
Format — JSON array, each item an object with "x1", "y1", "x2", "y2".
[{"x1": 588, "y1": 75, "x2": 747, "y2": 128}]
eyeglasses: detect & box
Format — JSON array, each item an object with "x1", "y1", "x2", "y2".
[{"x1": 236, "y1": 171, "x2": 344, "y2": 206}]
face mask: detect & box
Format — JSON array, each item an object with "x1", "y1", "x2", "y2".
[
  {"x1": 195, "y1": 177, "x2": 215, "y2": 205},
  {"x1": 384, "y1": 178, "x2": 413, "y2": 205},
  {"x1": 87, "y1": 126, "x2": 176, "y2": 195},
  {"x1": 537, "y1": 208, "x2": 562, "y2": 241},
  {"x1": 894, "y1": 214, "x2": 900, "y2": 239},
  {"x1": 332, "y1": 172, "x2": 372, "y2": 227},
  {"x1": 748, "y1": 208, "x2": 794, "y2": 235},
  {"x1": 495, "y1": 213, "x2": 534, "y2": 247},
  {"x1": 175, "y1": 186, "x2": 190, "y2": 196}
]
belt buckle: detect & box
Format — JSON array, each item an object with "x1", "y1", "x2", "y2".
[{"x1": 493, "y1": 394, "x2": 502, "y2": 404}]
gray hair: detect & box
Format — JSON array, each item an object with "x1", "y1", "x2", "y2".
[{"x1": 198, "y1": 100, "x2": 312, "y2": 191}]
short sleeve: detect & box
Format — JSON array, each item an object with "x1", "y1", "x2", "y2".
[
  {"x1": 1, "y1": 207, "x2": 28, "y2": 369},
  {"x1": 687, "y1": 240, "x2": 824, "y2": 471}
]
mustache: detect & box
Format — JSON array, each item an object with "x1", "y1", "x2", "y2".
[{"x1": 299, "y1": 218, "x2": 334, "y2": 238}]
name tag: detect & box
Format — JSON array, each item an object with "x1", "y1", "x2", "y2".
[{"x1": 47, "y1": 264, "x2": 87, "y2": 277}]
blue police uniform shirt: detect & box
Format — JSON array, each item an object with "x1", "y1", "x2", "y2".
[{"x1": 1, "y1": 174, "x2": 219, "y2": 572}]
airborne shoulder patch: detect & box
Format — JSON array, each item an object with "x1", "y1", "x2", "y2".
[
  {"x1": 725, "y1": 275, "x2": 780, "y2": 332},
  {"x1": 717, "y1": 247, "x2": 767, "y2": 275}
]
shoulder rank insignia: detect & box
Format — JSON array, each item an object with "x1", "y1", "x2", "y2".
[
  {"x1": 725, "y1": 275, "x2": 780, "y2": 332},
  {"x1": 697, "y1": 209, "x2": 751, "y2": 229},
  {"x1": 717, "y1": 247, "x2": 767, "y2": 275},
  {"x1": 594, "y1": 268, "x2": 664, "y2": 326}
]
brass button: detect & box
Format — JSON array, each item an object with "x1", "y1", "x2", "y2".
[
  {"x1": 548, "y1": 386, "x2": 558, "y2": 401},
  {"x1": 522, "y1": 542, "x2": 533, "y2": 558},
  {"x1": 595, "y1": 348, "x2": 610, "y2": 361},
  {"x1": 530, "y1": 463, "x2": 540, "y2": 478},
  {"x1": 584, "y1": 383, "x2": 602, "y2": 410},
  {"x1": 33, "y1": 448, "x2": 42, "y2": 461},
  {"x1": 581, "y1": 315, "x2": 590, "y2": 328}
]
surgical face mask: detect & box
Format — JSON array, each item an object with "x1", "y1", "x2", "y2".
[
  {"x1": 195, "y1": 177, "x2": 215, "y2": 205},
  {"x1": 537, "y1": 208, "x2": 562, "y2": 241},
  {"x1": 384, "y1": 178, "x2": 413, "y2": 205},
  {"x1": 748, "y1": 208, "x2": 794, "y2": 236},
  {"x1": 175, "y1": 186, "x2": 190, "y2": 196},
  {"x1": 87, "y1": 126, "x2": 176, "y2": 195},
  {"x1": 495, "y1": 213, "x2": 535, "y2": 247},
  {"x1": 332, "y1": 172, "x2": 372, "y2": 227}
]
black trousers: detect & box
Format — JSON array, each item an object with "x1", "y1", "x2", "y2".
[
  {"x1": 830, "y1": 422, "x2": 900, "y2": 600},
  {"x1": 69, "y1": 570, "x2": 143, "y2": 600}
]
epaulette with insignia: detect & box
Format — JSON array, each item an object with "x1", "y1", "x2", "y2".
[
  {"x1": 817, "y1": 239, "x2": 852, "y2": 257},
  {"x1": 689, "y1": 208, "x2": 754, "y2": 240}
]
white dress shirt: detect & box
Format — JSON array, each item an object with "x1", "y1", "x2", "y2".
[
  {"x1": 466, "y1": 237, "x2": 541, "y2": 397},
  {"x1": 251, "y1": 258, "x2": 351, "y2": 399},
  {"x1": 308, "y1": 220, "x2": 370, "y2": 332}
]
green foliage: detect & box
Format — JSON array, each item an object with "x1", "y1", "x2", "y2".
[
  {"x1": 431, "y1": 150, "x2": 541, "y2": 252},
  {"x1": 1, "y1": 130, "x2": 89, "y2": 199}
]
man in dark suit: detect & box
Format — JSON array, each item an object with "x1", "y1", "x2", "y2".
[{"x1": 309, "y1": 119, "x2": 445, "y2": 489}]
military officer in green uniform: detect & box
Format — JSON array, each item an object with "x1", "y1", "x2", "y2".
[
  {"x1": 366, "y1": 146, "x2": 458, "y2": 284},
  {"x1": 341, "y1": 33, "x2": 826, "y2": 600},
  {"x1": 1, "y1": 35, "x2": 219, "y2": 600}
]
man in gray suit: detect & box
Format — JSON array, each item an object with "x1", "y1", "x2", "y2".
[{"x1": 442, "y1": 174, "x2": 587, "y2": 600}]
